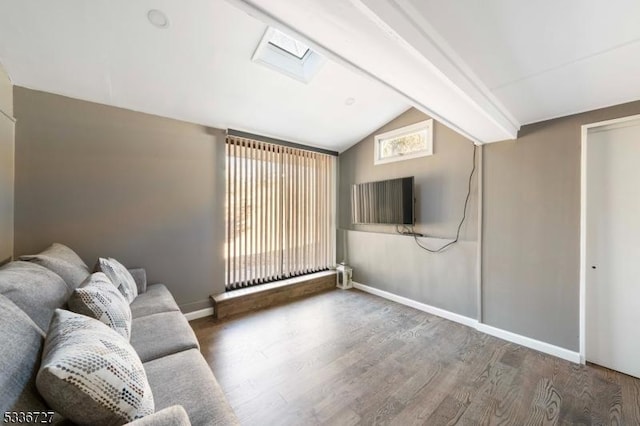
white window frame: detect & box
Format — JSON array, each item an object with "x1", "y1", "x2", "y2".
[
  {"x1": 252, "y1": 27, "x2": 326, "y2": 84},
  {"x1": 374, "y1": 119, "x2": 433, "y2": 165},
  {"x1": 267, "y1": 28, "x2": 310, "y2": 59}
]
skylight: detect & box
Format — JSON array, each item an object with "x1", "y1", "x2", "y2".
[
  {"x1": 252, "y1": 27, "x2": 326, "y2": 83},
  {"x1": 267, "y1": 28, "x2": 310, "y2": 59}
]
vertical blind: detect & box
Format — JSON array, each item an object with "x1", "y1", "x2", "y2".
[{"x1": 225, "y1": 135, "x2": 336, "y2": 290}]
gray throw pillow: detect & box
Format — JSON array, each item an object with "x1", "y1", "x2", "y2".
[
  {"x1": 95, "y1": 257, "x2": 138, "y2": 303},
  {"x1": 68, "y1": 272, "x2": 133, "y2": 339},
  {"x1": 37, "y1": 309, "x2": 154, "y2": 425},
  {"x1": 20, "y1": 243, "x2": 91, "y2": 293}
]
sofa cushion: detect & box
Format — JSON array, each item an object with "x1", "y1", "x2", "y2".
[
  {"x1": 68, "y1": 272, "x2": 133, "y2": 339},
  {"x1": 0, "y1": 294, "x2": 49, "y2": 413},
  {"x1": 125, "y1": 406, "x2": 191, "y2": 426},
  {"x1": 143, "y1": 349, "x2": 240, "y2": 426},
  {"x1": 130, "y1": 284, "x2": 180, "y2": 319},
  {"x1": 37, "y1": 309, "x2": 154, "y2": 425},
  {"x1": 130, "y1": 311, "x2": 199, "y2": 363},
  {"x1": 19, "y1": 243, "x2": 90, "y2": 292},
  {"x1": 96, "y1": 257, "x2": 138, "y2": 303},
  {"x1": 0, "y1": 261, "x2": 69, "y2": 331}
]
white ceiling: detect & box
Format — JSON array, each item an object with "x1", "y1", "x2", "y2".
[
  {"x1": 229, "y1": 0, "x2": 640, "y2": 142},
  {"x1": 1, "y1": 0, "x2": 639, "y2": 147},
  {"x1": 409, "y1": 0, "x2": 640, "y2": 124},
  {"x1": 0, "y1": 0, "x2": 409, "y2": 152},
  {"x1": 231, "y1": 0, "x2": 520, "y2": 143}
]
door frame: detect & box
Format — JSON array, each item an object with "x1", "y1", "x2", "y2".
[{"x1": 579, "y1": 113, "x2": 640, "y2": 364}]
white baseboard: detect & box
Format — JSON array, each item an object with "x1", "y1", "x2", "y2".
[
  {"x1": 475, "y1": 323, "x2": 581, "y2": 363},
  {"x1": 184, "y1": 307, "x2": 214, "y2": 321},
  {"x1": 353, "y1": 282, "x2": 478, "y2": 328},
  {"x1": 352, "y1": 281, "x2": 581, "y2": 364}
]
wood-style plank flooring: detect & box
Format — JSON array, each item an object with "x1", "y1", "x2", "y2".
[{"x1": 191, "y1": 289, "x2": 640, "y2": 425}]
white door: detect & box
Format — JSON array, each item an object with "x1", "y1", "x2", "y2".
[{"x1": 586, "y1": 117, "x2": 640, "y2": 378}]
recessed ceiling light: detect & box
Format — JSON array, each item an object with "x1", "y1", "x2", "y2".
[
  {"x1": 345, "y1": 97, "x2": 356, "y2": 106},
  {"x1": 147, "y1": 9, "x2": 170, "y2": 29}
]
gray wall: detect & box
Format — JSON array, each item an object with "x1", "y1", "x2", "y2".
[
  {"x1": 12, "y1": 82, "x2": 640, "y2": 351},
  {"x1": 339, "y1": 108, "x2": 478, "y2": 239},
  {"x1": 341, "y1": 101, "x2": 640, "y2": 353},
  {"x1": 0, "y1": 64, "x2": 14, "y2": 264},
  {"x1": 483, "y1": 100, "x2": 640, "y2": 351},
  {"x1": 338, "y1": 108, "x2": 479, "y2": 318},
  {"x1": 13, "y1": 87, "x2": 226, "y2": 312}
]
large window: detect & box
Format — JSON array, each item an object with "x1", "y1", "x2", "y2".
[{"x1": 225, "y1": 136, "x2": 336, "y2": 290}]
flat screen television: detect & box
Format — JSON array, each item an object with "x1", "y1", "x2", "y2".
[{"x1": 351, "y1": 176, "x2": 414, "y2": 225}]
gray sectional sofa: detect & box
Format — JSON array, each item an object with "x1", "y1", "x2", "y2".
[{"x1": 0, "y1": 244, "x2": 238, "y2": 426}]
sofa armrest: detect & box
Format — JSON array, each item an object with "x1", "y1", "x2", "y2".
[
  {"x1": 125, "y1": 406, "x2": 191, "y2": 426},
  {"x1": 128, "y1": 268, "x2": 147, "y2": 294}
]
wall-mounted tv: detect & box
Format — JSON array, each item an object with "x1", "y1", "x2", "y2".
[{"x1": 351, "y1": 177, "x2": 414, "y2": 225}]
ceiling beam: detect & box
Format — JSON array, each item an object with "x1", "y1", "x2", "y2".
[
  {"x1": 352, "y1": 0, "x2": 520, "y2": 141},
  {"x1": 227, "y1": 0, "x2": 520, "y2": 144}
]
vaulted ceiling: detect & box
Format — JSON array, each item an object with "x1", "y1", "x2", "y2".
[
  {"x1": 1, "y1": 0, "x2": 639, "y2": 149},
  {"x1": 409, "y1": 0, "x2": 640, "y2": 125},
  {"x1": 0, "y1": 0, "x2": 409, "y2": 152}
]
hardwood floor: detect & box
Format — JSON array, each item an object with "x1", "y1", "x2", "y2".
[{"x1": 191, "y1": 289, "x2": 640, "y2": 425}]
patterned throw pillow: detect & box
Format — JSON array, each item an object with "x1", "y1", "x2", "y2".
[
  {"x1": 36, "y1": 309, "x2": 154, "y2": 425},
  {"x1": 95, "y1": 257, "x2": 138, "y2": 303},
  {"x1": 68, "y1": 272, "x2": 132, "y2": 339}
]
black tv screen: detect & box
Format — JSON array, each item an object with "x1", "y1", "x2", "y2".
[{"x1": 351, "y1": 177, "x2": 414, "y2": 225}]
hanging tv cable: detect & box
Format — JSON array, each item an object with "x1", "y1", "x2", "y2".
[{"x1": 410, "y1": 143, "x2": 477, "y2": 253}]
